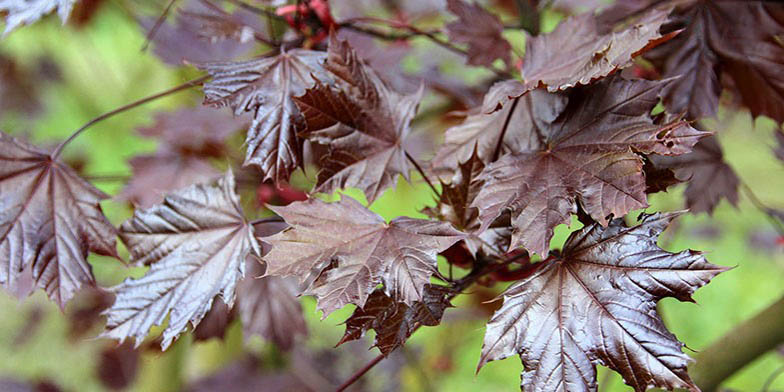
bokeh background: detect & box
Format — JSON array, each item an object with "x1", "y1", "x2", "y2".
[{"x1": 1, "y1": 1, "x2": 783, "y2": 391}]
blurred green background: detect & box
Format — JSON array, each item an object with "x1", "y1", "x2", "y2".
[{"x1": 1, "y1": 2, "x2": 783, "y2": 391}]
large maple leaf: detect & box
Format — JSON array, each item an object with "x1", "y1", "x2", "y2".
[
  {"x1": 472, "y1": 76, "x2": 708, "y2": 256},
  {"x1": 479, "y1": 212, "x2": 728, "y2": 392},
  {"x1": 199, "y1": 49, "x2": 332, "y2": 183},
  {"x1": 102, "y1": 170, "x2": 262, "y2": 349},
  {"x1": 0, "y1": 0, "x2": 75, "y2": 35},
  {"x1": 644, "y1": 1, "x2": 784, "y2": 122},
  {"x1": 0, "y1": 132, "x2": 118, "y2": 308},
  {"x1": 522, "y1": 7, "x2": 673, "y2": 91},
  {"x1": 294, "y1": 34, "x2": 423, "y2": 203},
  {"x1": 263, "y1": 196, "x2": 463, "y2": 316},
  {"x1": 337, "y1": 284, "x2": 452, "y2": 355},
  {"x1": 445, "y1": 0, "x2": 511, "y2": 67}
]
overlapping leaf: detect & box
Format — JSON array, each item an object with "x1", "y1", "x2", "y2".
[
  {"x1": 473, "y1": 76, "x2": 708, "y2": 255},
  {"x1": 102, "y1": 170, "x2": 262, "y2": 349},
  {"x1": 479, "y1": 212, "x2": 728, "y2": 392},
  {"x1": 0, "y1": 132, "x2": 118, "y2": 308},
  {"x1": 0, "y1": 0, "x2": 75, "y2": 35},
  {"x1": 200, "y1": 49, "x2": 332, "y2": 183},
  {"x1": 644, "y1": 1, "x2": 784, "y2": 122},
  {"x1": 263, "y1": 196, "x2": 463, "y2": 316},
  {"x1": 294, "y1": 34, "x2": 422, "y2": 203},
  {"x1": 522, "y1": 7, "x2": 672, "y2": 91},
  {"x1": 445, "y1": 0, "x2": 511, "y2": 67},
  {"x1": 650, "y1": 135, "x2": 739, "y2": 214},
  {"x1": 337, "y1": 285, "x2": 452, "y2": 355}
]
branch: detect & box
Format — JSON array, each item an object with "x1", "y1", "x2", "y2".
[
  {"x1": 405, "y1": 151, "x2": 440, "y2": 197},
  {"x1": 335, "y1": 354, "x2": 384, "y2": 392}
]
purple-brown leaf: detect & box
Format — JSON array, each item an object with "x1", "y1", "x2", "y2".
[
  {"x1": 473, "y1": 77, "x2": 707, "y2": 255},
  {"x1": 337, "y1": 285, "x2": 452, "y2": 355},
  {"x1": 479, "y1": 212, "x2": 728, "y2": 392},
  {"x1": 445, "y1": 0, "x2": 512, "y2": 67},
  {"x1": 102, "y1": 170, "x2": 262, "y2": 349},
  {"x1": 295, "y1": 34, "x2": 422, "y2": 203},
  {"x1": 0, "y1": 132, "x2": 118, "y2": 308},
  {"x1": 200, "y1": 49, "x2": 332, "y2": 183},
  {"x1": 263, "y1": 196, "x2": 464, "y2": 316}
]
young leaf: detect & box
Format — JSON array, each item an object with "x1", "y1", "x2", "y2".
[
  {"x1": 650, "y1": 135, "x2": 739, "y2": 214},
  {"x1": 199, "y1": 49, "x2": 332, "y2": 183},
  {"x1": 337, "y1": 285, "x2": 453, "y2": 355},
  {"x1": 644, "y1": 1, "x2": 784, "y2": 122},
  {"x1": 263, "y1": 196, "x2": 464, "y2": 316},
  {"x1": 522, "y1": 7, "x2": 672, "y2": 91},
  {"x1": 0, "y1": 0, "x2": 75, "y2": 35},
  {"x1": 294, "y1": 34, "x2": 422, "y2": 203},
  {"x1": 102, "y1": 170, "x2": 262, "y2": 349},
  {"x1": 445, "y1": 0, "x2": 512, "y2": 67},
  {"x1": 479, "y1": 212, "x2": 728, "y2": 392},
  {"x1": 0, "y1": 132, "x2": 118, "y2": 308},
  {"x1": 472, "y1": 77, "x2": 708, "y2": 256}
]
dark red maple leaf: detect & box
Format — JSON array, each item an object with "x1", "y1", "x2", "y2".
[
  {"x1": 445, "y1": 0, "x2": 512, "y2": 67},
  {"x1": 294, "y1": 34, "x2": 423, "y2": 203},
  {"x1": 200, "y1": 49, "x2": 332, "y2": 183},
  {"x1": 471, "y1": 76, "x2": 708, "y2": 255},
  {"x1": 479, "y1": 212, "x2": 728, "y2": 392},
  {"x1": 337, "y1": 285, "x2": 453, "y2": 355},
  {"x1": 0, "y1": 132, "x2": 118, "y2": 308},
  {"x1": 102, "y1": 171, "x2": 262, "y2": 349},
  {"x1": 643, "y1": 1, "x2": 784, "y2": 122},
  {"x1": 262, "y1": 196, "x2": 464, "y2": 316}
]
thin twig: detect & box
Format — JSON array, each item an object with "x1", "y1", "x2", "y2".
[
  {"x1": 335, "y1": 353, "x2": 384, "y2": 392},
  {"x1": 51, "y1": 75, "x2": 209, "y2": 160},
  {"x1": 741, "y1": 182, "x2": 784, "y2": 235},
  {"x1": 491, "y1": 96, "x2": 520, "y2": 162},
  {"x1": 225, "y1": 0, "x2": 285, "y2": 23},
  {"x1": 405, "y1": 151, "x2": 440, "y2": 197},
  {"x1": 762, "y1": 365, "x2": 784, "y2": 392},
  {"x1": 141, "y1": 0, "x2": 178, "y2": 52}
]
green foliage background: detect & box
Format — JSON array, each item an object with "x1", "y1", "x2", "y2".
[{"x1": 1, "y1": 4, "x2": 783, "y2": 391}]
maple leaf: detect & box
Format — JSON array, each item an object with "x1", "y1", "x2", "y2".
[
  {"x1": 522, "y1": 7, "x2": 672, "y2": 91},
  {"x1": 650, "y1": 135, "x2": 739, "y2": 214},
  {"x1": 430, "y1": 80, "x2": 566, "y2": 176},
  {"x1": 445, "y1": 0, "x2": 512, "y2": 67},
  {"x1": 644, "y1": 1, "x2": 784, "y2": 122},
  {"x1": 337, "y1": 285, "x2": 452, "y2": 355},
  {"x1": 199, "y1": 50, "x2": 331, "y2": 183},
  {"x1": 102, "y1": 170, "x2": 262, "y2": 349},
  {"x1": 472, "y1": 76, "x2": 709, "y2": 256},
  {"x1": 0, "y1": 132, "x2": 118, "y2": 308},
  {"x1": 191, "y1": 297, "x2": 234, "y2": 342},
  {"x1": 0, "y1": 0, "x2": 75, "y2": 35},
  {"x1": 119, "y1": 107, "x2": 246, "y2": 208},
  {"x1": 263, "y1": 196, "x2": 464, "y2": 316},
  {"x1": 479, "y1": 212, "x2": 728, "y2": 392},
  {"x1": 294, "y1": 34, "x2": 423, "y2": 203}
]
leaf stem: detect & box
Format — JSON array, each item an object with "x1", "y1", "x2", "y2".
[
  {"x1": 741, "y1": 182, "x2": 784, "y2": 235},
  {"x1": 335, "y1": 353, "x2": 385, "y2": 392},
  {"x1": 405, "y1": 151, "x2": 440, "y2": 197},
  {"x1": 51, "y1": 75, "x2": 209, "y2": 160},
  {"x1": 140, "y1": 0, "x2": 178, "y2": 52},
  {"x1": 491, "y1": 96, "x2": 520, "y2": 162}
]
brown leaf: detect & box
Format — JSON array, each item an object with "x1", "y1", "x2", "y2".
[
  {"x1": 445, "y1": 0, "x2": 512, "y2": 67},
  {"x1": 479, "y1": 212, "x2": 728, "y2": 392},
  {"x1": 775, "y1": 130, "x2": 784, "y2": 163},
  {"x1": 263, "y1": 196, "x2": 464, "y2": 316},
  {"x1": 472, "y1": 76, "x2": 708, "y2": 255},
  {"x1": 0, "y1": 53, "x2": 40, "y2": 115},
  {"x1": 522, "y1": 7, "x2": 672, "y2": 91},
  {"x1": 102, "y1": 170, "x2": 262, "y2": 349},
  {"x1": 200, "y1": 49, "x2": 332, "y2": 183},
  {"x1": 192, "y1": 296, "x2": 235, "y2": 342},
  {"x1": 97, "y1": 342, "x2": 140, "y2": 391},
  {"x1": 295, "y1": 35, "x2": 422, "y2": 203},
  {"x1": 650, "y1": 134, "x2": 739, "y2": 214},
  {"x1": 337, "y1": 285, "x2": 452, "y2": 355},
  {"x1": 0, "y1": 0, "x2": 75, "y2": 35},
  {"x1": 645, "y1": 1, "x2": 784, "y2": 122},
  {"x1": 0, "y1": 132, "x2": 118, "y2": 308}
]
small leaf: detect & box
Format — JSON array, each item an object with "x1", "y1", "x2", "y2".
[
  {"x1": 0, "y1": 132, "x2": 118, "y2": 308},
  {"x1": 263, "y1": 196, "x2": 464, "y2": 316},
  {"x1": 0, "y1": 0, "x2": 75, "y2": 35},
  {"x1": 102, "y1": 170, "x2": 261, "y2": 349},
  {"x1": 479, "y1": 212, "x2": 728, "y2": 392},
  {"x1": 337, "y1": 285, "x2": 453, "y2": 355},
  {"x1": 199, "y1": 49, "x2": 332, "y2": 182},
  {"x1": 445, "y1": 0, "x2": 512, "y2": 67}
]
